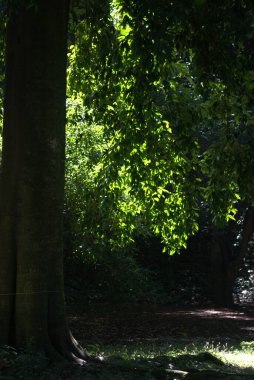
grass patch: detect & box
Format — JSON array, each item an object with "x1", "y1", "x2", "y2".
[
  {"x1": 88, "y1": 339, "x2": 254, "y2": 364},
  {"x1": 87, "y1": 339, "x2": 254, "y2": 378},
  {"x1": 1, "y1": 339, "x2": 254, "y2": 379}
]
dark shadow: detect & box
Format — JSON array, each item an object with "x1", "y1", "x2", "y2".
[{"x1": 68, "y1": 303, "x2": 254, "y2": 343}]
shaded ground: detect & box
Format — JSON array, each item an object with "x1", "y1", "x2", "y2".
[
  {"x1": 1, "y1": 303, "x2": 254, "y2": 379},
  {"x1": 68, "y1": 303, "x2": 254, "y2": 345}
]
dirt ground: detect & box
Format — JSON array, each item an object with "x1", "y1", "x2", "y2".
[{"x1": 68, "y1": 303, "x2": 254, "y2": 345}]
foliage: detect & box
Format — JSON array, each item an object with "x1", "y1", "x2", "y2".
[
  {"x1": 64, "y1": 98, "x2": 166, "y2": 304},
  {"x1": 67, "y1": 3, "x2": 204, "y2": 254},
  {"x1": 66, "y1": 250, "x2": 166, "y2": 304},
  {"x1": 199, "y1": 79, "x2": 254, "y2": 224},
  {"x1": 67, "y1": 0, "x2": 254, "y2": 255},
  {"x1": 64, "y1": 97, "x2": 108, "y2": 254},
  {"x1": 65, "y1": 97, "x2": 149, "y2": 252},
  {"x1": 64, "y1": 1, "x2": 254, "y2": 308},
  {"x1": 2, "y1": 0, "x2": 253, "y2": 255}
]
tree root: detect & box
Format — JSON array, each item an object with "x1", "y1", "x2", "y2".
[{"x1": 45, "y1": 329, "x2": 104, "y2": 367}]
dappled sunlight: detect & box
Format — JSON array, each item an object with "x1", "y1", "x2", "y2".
[
  {"x1": 156, "y1": 308, "x2": 254, "y2": 321},
  {"x1": 222, "y1": 351, "x2": 254, "y2": 369},
  {"x1": 241, "y1": 326, "x2": 254, "y2": 331}
]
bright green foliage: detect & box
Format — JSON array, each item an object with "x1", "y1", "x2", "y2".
[
  {"x1": 65, "y1": 97, "x2": 108, "y2": 254},
  {"x1": 65, "y1": 97, "x2": 143, "y2": 253},
  {"x1": 67, "y1": 1, "x2": 204, "y2": 254},
  {"x1": 67, "y1": 0, "x2": 254, "y2": 252},
  {"x1": 64, "y1": 98, "x2": 166, "y2": 302}
]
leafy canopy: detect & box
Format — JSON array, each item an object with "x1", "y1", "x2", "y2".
[
  {"x1": 67, "y1": 0, "x2": 254, "y2": 253},
  {"x1": 1, "y1": 1, "x2": 254, "y2": 254}
]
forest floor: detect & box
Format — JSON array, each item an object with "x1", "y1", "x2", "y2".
[
  {"x1": 69, "y1": 302, "x2": 254, "y2": 345},
  {"x1": 66, "y1": 302, "x2": 254, "y2": 379},
  {"x1": 1, "y1": 303, "x2": 254, "y2": 379}
]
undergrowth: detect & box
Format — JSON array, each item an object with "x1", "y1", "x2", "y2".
[{"x1": 1, "y1": 339, "x2": 254, "y2": 379}]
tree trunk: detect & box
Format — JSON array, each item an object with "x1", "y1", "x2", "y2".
[
  {"x1": 209, "y1": 207, "x2": 254, "y2": 307},
  {"x1": 0, "y1": 1, "x2": 86, "y2": 363},
  {"x1": 209, "y1": 237, "x2": 235, "y2": 307}
]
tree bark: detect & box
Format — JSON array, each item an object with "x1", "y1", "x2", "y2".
[{"x1": 0, "y1": 1, "x2": 86, "y2": 363}]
